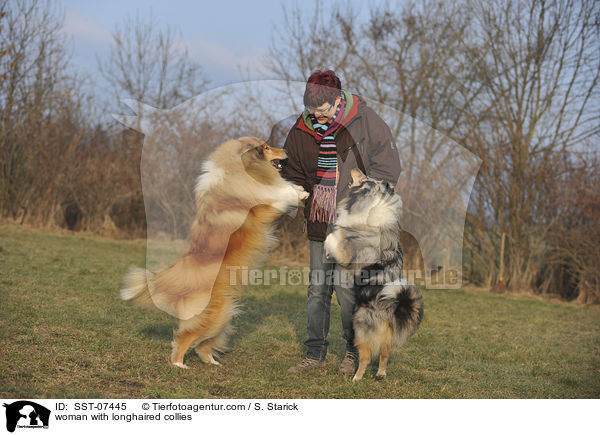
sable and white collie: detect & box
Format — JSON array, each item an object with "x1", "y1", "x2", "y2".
[
  {"x1": 324, "y1": 169, "x2": 424, "y2": 381},
  {"x1": 121, "y1": 137, "x2": 308, "y2": 368}
]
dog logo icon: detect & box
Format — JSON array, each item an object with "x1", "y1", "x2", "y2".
[{"x1": 3, "y1": 401, "x2": 50, "y2": 432}]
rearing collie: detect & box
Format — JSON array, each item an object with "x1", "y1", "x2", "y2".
[{"x1": 121, "y1": 137, "x2": 308, "y2": 368}]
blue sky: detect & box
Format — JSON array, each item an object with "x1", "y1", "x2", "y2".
[
  {"x1": 60, "y1": 0, "x2": 376, "y2": 91},
  {"x1": 57, "y1": 0, "x2": 386, "y2": 119},
  {"x1": 61, "y1": 0, "x2": 291, "y2": 87}
]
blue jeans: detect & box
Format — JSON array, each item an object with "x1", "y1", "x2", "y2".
[{"x1": 305, "y1": 241, "x2": 358, "y2": 361}]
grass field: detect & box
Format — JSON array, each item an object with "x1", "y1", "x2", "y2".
[{"x1": 1, "y1": 224, "x2": 599, "y2": 399}]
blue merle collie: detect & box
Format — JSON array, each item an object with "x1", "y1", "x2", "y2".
[{"x1": 324, "y1": 169, "x2": 424, "y2": 381}]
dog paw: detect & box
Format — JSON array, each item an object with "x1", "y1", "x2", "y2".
[
  {"x1": 172, "y1": 362, "x2": 189, "y2": 369},
  {"x1": 352, "y1": 375, "x2": 362, "y2": 382},
  {"x1": 196, "y1": 350, "x2": 221, "y2": 366},
  {"x1": 375, "y1": 373, "x2": 386, "y2": 381},
  {"x1": 292, "y1": 184, "x2": 309, "y2": 200}
]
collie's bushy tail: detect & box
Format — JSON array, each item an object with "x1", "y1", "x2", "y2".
[
  {"x1": 120, "y1": 267, "x2": 154, "y2": 306},
  {"x1": 383, "y1": 283, "x2": 424, "y2": 344}
]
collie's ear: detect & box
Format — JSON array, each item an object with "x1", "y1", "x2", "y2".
[
  {"x1": 238, "y1": 137, "x2": 265, "y2": 153},
  {"x1": 239, "y1": 141, "x2": 255, "y2": 154},
  {"x1": 350, "y1": 168, "x2": 367, "y2": 187},
  {"x1": 240, "y1": 146, "x2": 253, "y2": 169},
  {"x1": 240, "y1": 144, "x2": 275, "y2": 184},
  {"x1": 240, "y1": 145, "x2": 263, "y2": 168},
  {"x1": 241, "y1": 145, "x2": 267, "y2": 176}
]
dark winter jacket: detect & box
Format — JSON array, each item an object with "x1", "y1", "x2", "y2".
[{"x1": 278, "y1": 90, "x2": 401, "y2": 241}]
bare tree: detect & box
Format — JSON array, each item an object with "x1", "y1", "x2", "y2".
[
  {"x1": 462, "y1": 0, "x2": 599, "y2": 291},
  {"x1": 98, "y1": 12, "x2": 208, "y2": 111},
  {"x1": 0, "y1": 0, "x2": 71, "y2": 223},
  {"x1": 0, "y1": 0, "x2": 148, "y2": 233},
  {"x1": 538, "y1": 151, "x2": 600, "y2": 303},
  {"x1": 94, "y1": 12, "x2": 217, "y2": 238}
]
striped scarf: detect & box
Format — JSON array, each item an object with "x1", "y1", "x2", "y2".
[{"x1": 309, "y1": 93, "x2": 346, "y2": 224}]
